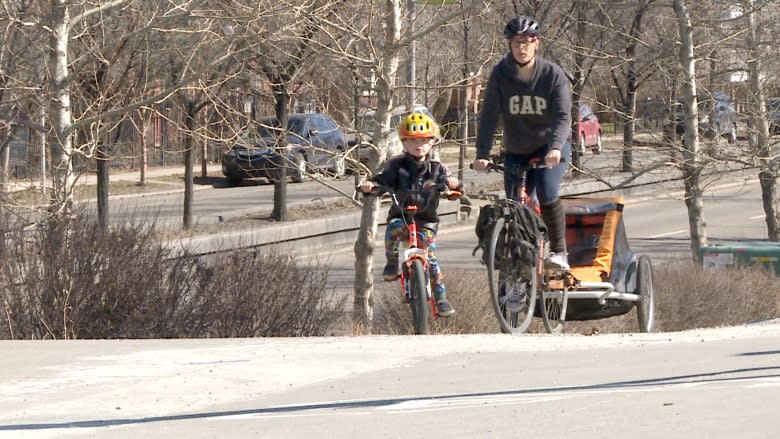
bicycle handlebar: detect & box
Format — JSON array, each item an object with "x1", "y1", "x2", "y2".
[
  {"x1": 470, "y1": 156, "x2": 565, "y2": 173},
  {"x1": 355, "y1": 183, "x2": 462, "y2": 203}
]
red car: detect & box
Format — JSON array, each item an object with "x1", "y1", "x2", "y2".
[{"x1": 577, "y1": 104, "x2": 602, "y2": 154}]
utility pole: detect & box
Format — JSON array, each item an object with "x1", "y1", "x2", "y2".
[{"x1": 407, "y1": 0, "x2": 416, "y2": 107}]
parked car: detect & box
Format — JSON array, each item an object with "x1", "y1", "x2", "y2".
[
  {"x1": 348, "y1": 104, "x2": 437, "y2": 166},
  {"x1": 768, "y1": 97, "x2": 780, "y2": 136},
  {"x1": 222, "y1": 113, "x2": 348, "y2": 186},
  {"x1": 576, "y1": 104, "x2": 602, "y2": 155},
  {"x1": 664, "y1": 93, "x2": 738, "y2": 144}
]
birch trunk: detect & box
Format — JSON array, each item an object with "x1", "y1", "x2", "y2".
[
  {"x1": 352, "y1": 0, "x2": 402, "y2": 331},
  {"x1": 742, "y1": 0, "x2": 778, "y2": 240},
  {"x1": 673, "y1": 0, "x2": 708, "y2": 261},
  {"x1": 49, "y1": 0, "x2": 75, "y2": 214}
]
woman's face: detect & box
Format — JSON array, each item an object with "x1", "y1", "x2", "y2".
[{"x1": 509, "y1": 35, "x2": 539, "y2": 65}]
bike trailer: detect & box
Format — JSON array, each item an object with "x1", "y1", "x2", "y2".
[{"x1": 561, "y1": 196, "x2": 638, "y2": 320}]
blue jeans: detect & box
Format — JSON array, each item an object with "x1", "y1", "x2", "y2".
[{"x1": 503, "y1": 142, "x2": 571, "y2": 204}]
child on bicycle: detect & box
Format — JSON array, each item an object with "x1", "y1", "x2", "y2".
[{"x1": 359, "y1": 112, "x2": 460, "y2": 317}]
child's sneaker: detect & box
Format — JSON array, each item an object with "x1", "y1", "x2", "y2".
[
  {"x1": 435, "y1": 298, "x2": 455, "y2": 317},
  {"x1": 545, "y1": 252, "x2": 570, "y2": 271},
  {"x1": 382, "y1": 257, "x2": 399, "y2": 281}
]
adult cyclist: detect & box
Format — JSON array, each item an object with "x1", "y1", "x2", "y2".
[{"x1": 472, "y1": 15, "x2": 572, "y2": 271}]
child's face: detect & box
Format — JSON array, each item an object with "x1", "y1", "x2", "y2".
[{"x1": 402, "y1": 137, "x2": 435, "y2": 159}]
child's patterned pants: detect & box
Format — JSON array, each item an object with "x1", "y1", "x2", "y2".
[{"x1": 385, "y1": 218, "x2": 447, "y2": 298}]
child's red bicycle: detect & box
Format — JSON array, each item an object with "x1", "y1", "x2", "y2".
[{"x1": 362, "y1": 184, "x2": 461, "y2": 335}]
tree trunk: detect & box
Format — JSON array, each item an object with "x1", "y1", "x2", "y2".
[
  {"x1": 622, "y1": 74, "x2": 637, "y2": 172},
  {"x1": 673, "y1": 0, "x2": 708, "y2": 261},
  {"x1": 352, "y1": 0, "x2": 402, "y2": 331},
  {"x1": 0, "y1": 142, "x2": 8, "y2": 193},
  {"x1": 49, "y1": 0, "x2": 75, "y2": 214},
  {"x1": 183, "y1": 102, "x2": 196, "y2": 229},
  {"x1": 96, "y1": 142, "x2": 109, "y2": 229},
  {"x1": 271, "y1": 85, "x2": 291, "y2": 221},
  {"x1": 569, "y1": 3, "x2": 586, "y2": 175},
  {"x1": 138, "y1": 109, "x2": 148, "y2": 186},
  {"x1": 743, "y1": 0, "x2": 778, "y2": 240}
]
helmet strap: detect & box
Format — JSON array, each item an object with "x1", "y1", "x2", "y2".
[{"x1": 514, "y1": 57, "x2": 533, "y2": 68}]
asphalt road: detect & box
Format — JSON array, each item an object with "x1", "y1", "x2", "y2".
[
  {"x1": 1, "y1": 324, "x2": 778, "y2": 438},
  {"x1": 78, "y1": 147, "x2": 655, "y2": 229}
]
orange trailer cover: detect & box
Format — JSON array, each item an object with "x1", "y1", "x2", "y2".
[{"x1": 562, "y1": 196, "x2": 630, "y2": 283}]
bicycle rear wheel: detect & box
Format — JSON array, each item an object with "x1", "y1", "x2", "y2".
[
  {"x1": 487, "y1": 217, "x2": 537, "y2": 334},
  {"x1": 409, "y1": 259, "x2": 430, "y2": 335}
]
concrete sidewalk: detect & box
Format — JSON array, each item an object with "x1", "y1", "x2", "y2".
[{"x1": 2, "y1": 165, "x2": 191, "y2": 193}]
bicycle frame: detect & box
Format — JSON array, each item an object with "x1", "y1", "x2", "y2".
[
  {"x1": 396, "y1": 203, "x2": 439, "y2": 320},
  {"x1": 479, "y1": 159, "x2": 573, "y2": 334},
  {"x1": 361, "y1": 184, "x2": 461, "y2": 334},
  {"x1": 497, "y1": 160, "x2": 547, "y2": 282}
]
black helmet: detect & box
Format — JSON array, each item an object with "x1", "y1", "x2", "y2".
[{"x1": 503, "y1": 16, "x2": 540, "y2": 39}]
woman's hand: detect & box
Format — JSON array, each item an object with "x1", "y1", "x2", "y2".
[
  {"x1": 544, "y1": 148, "x2": 562, "y2": 167},
  {"x1": 472, "y1": 159, "x2": 490, "y2": 171}
]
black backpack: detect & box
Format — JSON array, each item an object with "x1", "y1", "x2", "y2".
[
  {"x1": 473, "y1": 204, "x2": 501, "y2": 264},
  {"x1": 473, "y1": 203, "x2": 547, "y2": 266}
]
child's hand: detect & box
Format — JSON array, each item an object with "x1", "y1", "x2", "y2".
[
  {"x1": 359, "y1": 180, "x2": 376, "y2": 193},
  {"x1": 446, "y1": 177, "x2": 459, "y2": 190}
]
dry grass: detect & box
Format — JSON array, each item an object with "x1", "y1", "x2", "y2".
[
  {"x1": 370, "y1": 260, "x2": 779, "y2": 335},
  {"x1": 372, "y1": 269, "x2": 497, "y2": 335}
]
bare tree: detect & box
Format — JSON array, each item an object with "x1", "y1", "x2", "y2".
[
  {"x1": 672, "y1": 0, "x2": 708, "y2": 261},
  {"x1": 344, "y1": 0, "x2": 482, "y2": 331},
  {"x1": 741, "y1": 0, "x2": 778, "y2": 240},
  {"x1": 605, "y1": 0, "x2": 665, "y2": 172}
]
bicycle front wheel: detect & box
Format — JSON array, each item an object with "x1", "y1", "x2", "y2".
[
  {"x1": 409, "y1": 259, "x2": 430, "y2": 335},
  {"x1": 487, "y1": 218, "x2": 537, "y2": 334},
  {"x1": 540, "y1": 286, "x2": 568, "y2": 334}
]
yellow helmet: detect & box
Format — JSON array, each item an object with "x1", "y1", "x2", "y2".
[{"x1": 398, "y1": 112, "x2": 439, "y2": 140}]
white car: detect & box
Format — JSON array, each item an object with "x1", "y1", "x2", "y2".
[
  {"x1": 699, "y1": 92, "x2": 738, "y2": 144},
  {"x1": 664, "y1": 92, "x2": 738, "y2": 145}
]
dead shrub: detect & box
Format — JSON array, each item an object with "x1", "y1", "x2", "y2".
[
  {"x1": 0, "y1": 214, "x2": 344, "y2": 339},
  {"x1": 652, "y1": 260, "x2": 778, "y2": 331},
  {"x1": 372, "y1": 268, "x2": 498, "y2": 334},
  {"x1": 373, "y1": 259, "x2": 779, "y2": 335},
  {"x1": 205, "y1": 251, "x2": 346, "y2": 337}
]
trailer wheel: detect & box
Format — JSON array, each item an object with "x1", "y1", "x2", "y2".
[{"x1": 636, "y1": 255, "x2": 655, "y2": 333}]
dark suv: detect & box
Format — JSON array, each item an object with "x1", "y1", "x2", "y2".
[{"x1": 222, "y1": 113, "x2": 348, "y2": 186}]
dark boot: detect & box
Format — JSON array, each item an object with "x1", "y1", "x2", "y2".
[
  {"x1": 382, "y1": 256, "x2": 399, "y2": 281},
  {"x1": 541, "y1": 199, "x2": 570, "y2": 271}
]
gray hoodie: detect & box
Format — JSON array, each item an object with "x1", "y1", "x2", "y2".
[{"x1": 475, "y1": 53, "x2": 572, "y2": 159}]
